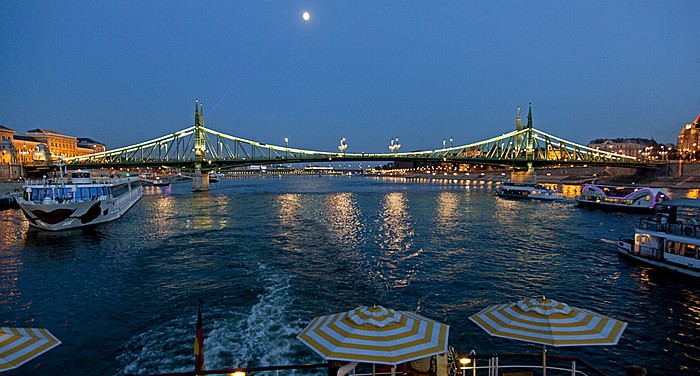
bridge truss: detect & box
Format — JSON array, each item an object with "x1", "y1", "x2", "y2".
[{"x1": 62, "y1": 122, "x2": 651, "y2": 171}]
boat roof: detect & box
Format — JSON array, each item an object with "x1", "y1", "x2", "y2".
[{"x1": 658, "y1": 198, "x2": 700, "y2": 208}]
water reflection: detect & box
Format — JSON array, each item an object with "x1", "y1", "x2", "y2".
[
  {"x1": 276, "y1": 194, "x2": 302, "y2": 225},
  {"x1": 435, "y1": 191, "x2": 460, "y2": 235},
  {"x1": 145, "y1": 195, "x2": 178, "y2": 239},
  {"x1": 324, "y1": 192, "x2": 363, "y2": 248},
  {"x1": 0, "y1": 210, "x2": 29, "y2": 248},
  {"x1": 376, "y1": 192, "x2": 415, "y2": 288}
]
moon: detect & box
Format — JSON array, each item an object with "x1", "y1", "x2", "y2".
[{"x1": 302, "y1": 11, "x2": 310, "y2": 21}]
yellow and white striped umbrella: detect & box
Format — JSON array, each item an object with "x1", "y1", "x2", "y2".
[
  {"x1": 0, "y1": 327, "x2": 61, "y2": 372},
  {"x1": 298, "y1": 305, "x2": 449, "y2": 365},
  {"x1": 469, "y1": 297, "x2": 627, "y2": 347}
]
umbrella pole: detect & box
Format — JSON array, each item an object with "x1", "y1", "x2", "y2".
[{"x1": 542, "y1": 344, "x2": 547, "y2": 376}]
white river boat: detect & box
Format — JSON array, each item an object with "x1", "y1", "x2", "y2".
[
  {"x1": 617, "y1": 198, "x2": 700, "y2": 278},
  {"x1": 495, "y1": 182, "x2": 565, "y2": 201},
  {"x1": 17, "y1": 170, "x2": 143, "y2": 231}
]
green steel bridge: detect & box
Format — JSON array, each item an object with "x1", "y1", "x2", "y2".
[
  {"x1": 31, "y1": 101, "x2": 654, "y2": 191},
  {"x1": 57, "y1": 102, "x2": 654, "y2": 172}
]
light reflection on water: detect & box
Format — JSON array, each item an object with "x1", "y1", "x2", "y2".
[{"x1": 1, "y1": 177, "x2": 699, "y2": 376}]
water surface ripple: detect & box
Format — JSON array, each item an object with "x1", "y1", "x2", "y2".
[{"x1": 0, "y1": 177, "x2": 698, "y2": 375}]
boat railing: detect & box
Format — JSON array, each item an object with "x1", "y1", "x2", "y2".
[
  {"x1": 22, "y1": 176, "x2": 133, "y2": 186},
  {"x1": 457, "y1": 353, "x2": 606, "y2": 376},
  {"x1": 638, "y1": 218, "x2": 700, "y2": 239},
  {"x1": 126, "y1": 353, "x2": 606, "y2": 376}
]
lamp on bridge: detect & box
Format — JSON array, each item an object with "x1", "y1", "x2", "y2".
[
  {"x1": 389, "y1": 137, "x2": 400, "y2": 153},
  {"x1": 338, "y1": 137, "x2": 347, "y2": 154},
  {"x1": 285, "y1": 137, "x2": 289, "y2": 158}
]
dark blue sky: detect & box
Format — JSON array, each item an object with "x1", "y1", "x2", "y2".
[{"x1": 1, "y1": 1, "x2": 698, "y2": 152}]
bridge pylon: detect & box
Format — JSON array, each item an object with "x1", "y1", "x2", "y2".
[{"x1": 192, "y1": 99, "x2": 210, "y2": 192}]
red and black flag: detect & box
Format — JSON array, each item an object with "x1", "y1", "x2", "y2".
[{"x1": 194, "y1": 300, "x2": 205, "y2": 373}]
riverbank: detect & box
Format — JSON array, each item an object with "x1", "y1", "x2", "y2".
[{"x1": 377, "y1": 165, "x2": 700, "y2": 189}]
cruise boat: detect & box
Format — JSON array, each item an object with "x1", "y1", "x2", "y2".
[
  {"x1": 17, "y1": 170, "x2": 143, "y2": 231},
  {"x1": 208, "y1": 172, "x2": 224, "y2": 183},
  {"x1": 616, "y1": 198, "x2": 700, "y2": 278},
  {"x1": 495, "y1": 182, "x2": 565, "y2": 201},
  {"x1": 151, "y1": 176, "x2": 170, "y2": 186},
  {"x1": 575, "y1": 184, "x2": 669, "y2": 213}
]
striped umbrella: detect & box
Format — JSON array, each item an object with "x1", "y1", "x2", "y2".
[
  {"x1": 298, "y1": 305, "x2": 449, "y2": 365},
  {"x1": 469, "y1": 297, "x2": 627, "y2": 376},
  {"x1": 0, "y1": 327, "x2": 61, "y2": 372}
]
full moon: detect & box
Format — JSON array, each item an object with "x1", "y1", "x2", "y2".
[{"x1": 302, "y1": 11, "x2": 310, "y2": 21}]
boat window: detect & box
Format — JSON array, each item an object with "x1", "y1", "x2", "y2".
[
  {"x1": 683, "y1": 244, "x2": 697, "y2": 259},
  {"x1": 75, "y1": 187, "x2": 90, "y2": 201},
  {"x1": 666, "y1": 241, "x2": 680, "y2": 255}
]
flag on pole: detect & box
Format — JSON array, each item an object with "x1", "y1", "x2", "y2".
[{"x1": 194, "y1": 300, "x2": 205, "y2": 373}]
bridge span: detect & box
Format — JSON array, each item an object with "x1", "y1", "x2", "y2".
[{"x1": 52, "y1": 101, "x2": 657, "y2": 191}]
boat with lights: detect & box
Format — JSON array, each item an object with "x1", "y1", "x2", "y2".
[
  {"x1": 575, "y1": 184, "x2": 669, "y2": 213},
  {"x1": 495, "y1": 182, "x2": 565, "y2": 201},
  {"x1": 17, "y1": 169, "x2": 143, "y2": 231},
  {"x1": 617, "y1": 198, "x2": 700, "y2": 277}
]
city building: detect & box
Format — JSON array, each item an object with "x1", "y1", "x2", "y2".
[
  {"x1": 678, "y1": 113, "x2": 700, "y2": 160},
  {"x1": 587, "y1": 138, "x2": 656, "y2": 159},
  {"x1": 0, "y1": 124, "x2": 105, "y2": 180}
]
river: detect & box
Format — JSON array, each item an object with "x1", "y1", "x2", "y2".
[{"x1": 0, "y1": 176, "x2": 698, "y2": 375}]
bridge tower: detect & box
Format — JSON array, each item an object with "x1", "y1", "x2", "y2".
[
  {"x1": 511, "y1": 103, "x2": 537, "y2": 183},
  {"x1": 192, "y1": 99, "x2": 210, "y2": 192}
]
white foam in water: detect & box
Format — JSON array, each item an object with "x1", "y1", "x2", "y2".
[{"x1": 117, "y1": 268, "x2": 318, "y2": 375}]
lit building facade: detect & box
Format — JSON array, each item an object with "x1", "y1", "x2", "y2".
[
  {"x1": 0, "y1": 124, "x2": 105, "y2": 179},
  {"x1": 678, "y1": 113, "x2": 700, "y2": 160},
  {"x1": 587, "y1": 138, "x2": 652, "y2": 159}
]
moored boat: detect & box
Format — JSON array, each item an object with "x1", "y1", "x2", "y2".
[
  {"x1": 17, "y1": 170, "x2": 143, "y2": 231},
  {"x1": 575, "y1": 184, "x2": 669, "y2": 213},
  {"x1": 495, "y1": 182, "x2": 565, "y2": 201},
  {"x1": 616, "y1": 198, "x2": 700, "y2": 278}
]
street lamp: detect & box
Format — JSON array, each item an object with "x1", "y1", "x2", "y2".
[
  {"x1": 284, "y1": 137, "x2": 289, "y2": 158},
  {"x1": 450, "y1": 137, "x2": 453, "y2": 148},
  {"x1": 338, "y1": 137, "x2": 347, "y2": 153},
  {"x1": 388, "y1": 137, "x2": 401, "y2": 153}
]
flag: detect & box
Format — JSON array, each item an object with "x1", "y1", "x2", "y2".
[{"x1": 194, "y1": 300, "x2": 205, "y2": 373}]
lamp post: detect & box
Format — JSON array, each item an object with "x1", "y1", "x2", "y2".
[
  {"x1": 284, "y1": 137, "x2": 289, "y2": 159},
  {"x1": 338, "y1": 138, "x2": 347, "y2": 154}
]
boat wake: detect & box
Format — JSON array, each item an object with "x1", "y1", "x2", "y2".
[
  {"x1": 600, "y1": 238, "x2": 618, "y2": 245},
  {"x1": 116, "y1": 267, "x2": 313, "y2": 375}
]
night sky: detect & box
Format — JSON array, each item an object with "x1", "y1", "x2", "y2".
[{"x1": 1, "y1": 1, "x2": 698, "y2": 153}]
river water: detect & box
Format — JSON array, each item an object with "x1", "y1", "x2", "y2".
[{"x1": 0, "y1": 176, "x2": 698, "y2": 376}]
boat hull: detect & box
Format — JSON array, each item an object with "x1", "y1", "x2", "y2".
[
  {"x1": 497, "y1": 192, "x2": 565, "y2": 201},
  {"x1": 576, "y1": 198, "x2": 656, "y2": 213}
]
